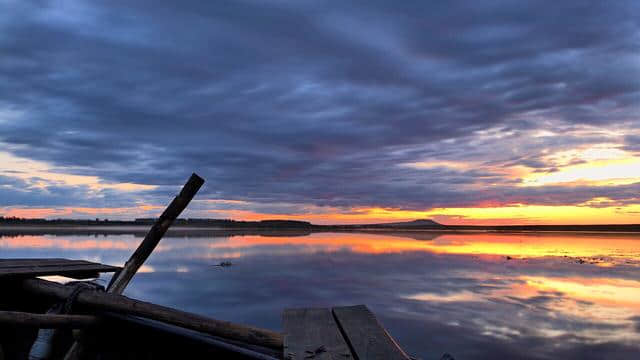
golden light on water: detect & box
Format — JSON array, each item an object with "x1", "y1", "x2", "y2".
[
  {"x1": 0, "y1": 235, "x2": 134, "y2": 250},
  {"x1": 424, "y1": 233, "x2": 640, "y2": 259},
  {"x1": 185, "y1": 233, "x2": 640, "y2": 266},
  {"x1": 3, "y1": 233, "x2": 639, "y2": 265},
  {"x1": 406, "y1": 276, "x2": 640, "y2": 311},
  {"x1": 522, "y1": 276, "x2": 640, "y2": 310}
]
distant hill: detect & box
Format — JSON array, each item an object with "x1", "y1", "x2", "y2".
[
  {"x1": 373, "y1": 219, "x2": 442, "y2": 227},
  {"x1": 325, "y1": 219, "x2": 444, "y2": 229}
]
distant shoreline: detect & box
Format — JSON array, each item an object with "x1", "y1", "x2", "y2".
[
  {"x1": 2, "y1": 216, "x2": 640, "y2": 234},
  {"x1": 2, "y1": 222, "x2": 640, "y2": 234}
]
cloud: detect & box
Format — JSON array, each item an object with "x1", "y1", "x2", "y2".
[
  {"x1": 0, "y1": 1, "x2": 639, "y2": 218},
  {"x1": 624, "y1": 135, "x2": 640, "y2": 153}
]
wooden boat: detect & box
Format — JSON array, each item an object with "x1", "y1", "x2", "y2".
[
  {"x1": 0, "y1": 260, "x2": 283, "y2": 359},
  {"x1": 0, "y1": 174, "x2": 414, "y2": 359}
]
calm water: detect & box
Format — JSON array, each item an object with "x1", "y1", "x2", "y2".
[{"x1": 2, "y1": 229, "x2": 640, "y2": 359}]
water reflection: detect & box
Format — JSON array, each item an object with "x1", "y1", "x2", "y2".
[{"x1": 1, "y1": 229, "x2": 639, "y2": 359}]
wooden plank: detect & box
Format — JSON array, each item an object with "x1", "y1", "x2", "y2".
[
  {"x1": 332, "y1": 305, "x2": 409, "y2": 360},
  {"x1": 0, "y1": 258, "x2": 89, "y2": 266},
  {"x1": 282, "y1": 308, "x2": 353, "y2": 360},
  {"x1": 0, "y1": 262, "x2": 116, "y2": 272},
  {"x1": 0, "y1": 258, "x2": 119, "y2": 279},
  {"x1": 0, "y1": 258, "x2": 116, "y2": 268}
]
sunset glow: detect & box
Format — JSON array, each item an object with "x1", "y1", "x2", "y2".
[
  {"x1": 0, "y1": 151, "x2": 156, "y2": 192},
  {"x1": 522, "y1": 155, "x2": 640, "y2": 187},
  {"x1": 3, "y1": 146, "x2": 640, "y2": 224},
  {"x1": 199, "y1": 203, "x2": 640, "y2": 225}
]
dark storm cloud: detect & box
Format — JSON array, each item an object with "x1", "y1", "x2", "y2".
[{"x1": 0, "y1": 0, "x2": 639, "y2": 211}]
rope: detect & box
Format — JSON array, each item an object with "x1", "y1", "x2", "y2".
[
  {"x1": 29, "y1": 281, "x2": 104, "y2": 360},
  {"x1": 61, "y1": 281, "x2": 105, "y2": 315}
]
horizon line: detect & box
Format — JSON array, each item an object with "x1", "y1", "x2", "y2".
[{"x1": 3, "y1": 216, "x2": 640, "y2": 228}]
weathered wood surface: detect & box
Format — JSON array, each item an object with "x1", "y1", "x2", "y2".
[
  {"x1": 0, "y1": 311, "x2": 99, "y2": 328},
  {"x1": 282, "y1": 308, "x2": 352, "y2": 360},
  {"x1": 0, "y1": 258, "x2": 119, "y2": 280},
  {"x1": 20, "y1": 278, "x2": 284, "y2": 350},
  {"x1": 332, "y1": 305, "x2": 409, "y2": 360},
  {"x1": 107, "y1": 173, "x2": 204, "y2": 294}
]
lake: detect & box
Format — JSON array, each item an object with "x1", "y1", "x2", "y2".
[{"x1": 1, "y1": 229, "x2": 639, "y2": 359}]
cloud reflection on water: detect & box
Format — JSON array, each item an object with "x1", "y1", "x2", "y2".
[{"x1": 1, "y1": 230, "x2": 639, "y2": 359}]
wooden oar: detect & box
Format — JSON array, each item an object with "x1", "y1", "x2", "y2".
[
  {"x1": 63, "y1": 173, "x2": 204, "y2": 359},
  {"x1": 0, "y1": 311, "x2": 99, "y2": 328},
  {"x1": 21, "y1": 278, "x2": 283, "y2": 349},
  {"x1": 107, "y1": 172, "x2": 204, "y2": 293}
]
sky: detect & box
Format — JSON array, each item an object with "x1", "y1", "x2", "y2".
[{"x1": 0, "y1": 0, "x2": 639, "y2": 225}]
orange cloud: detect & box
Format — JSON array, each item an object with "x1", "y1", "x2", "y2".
[{"x1": 0, "y1": 151, "x2": 155, "y2": 192}]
